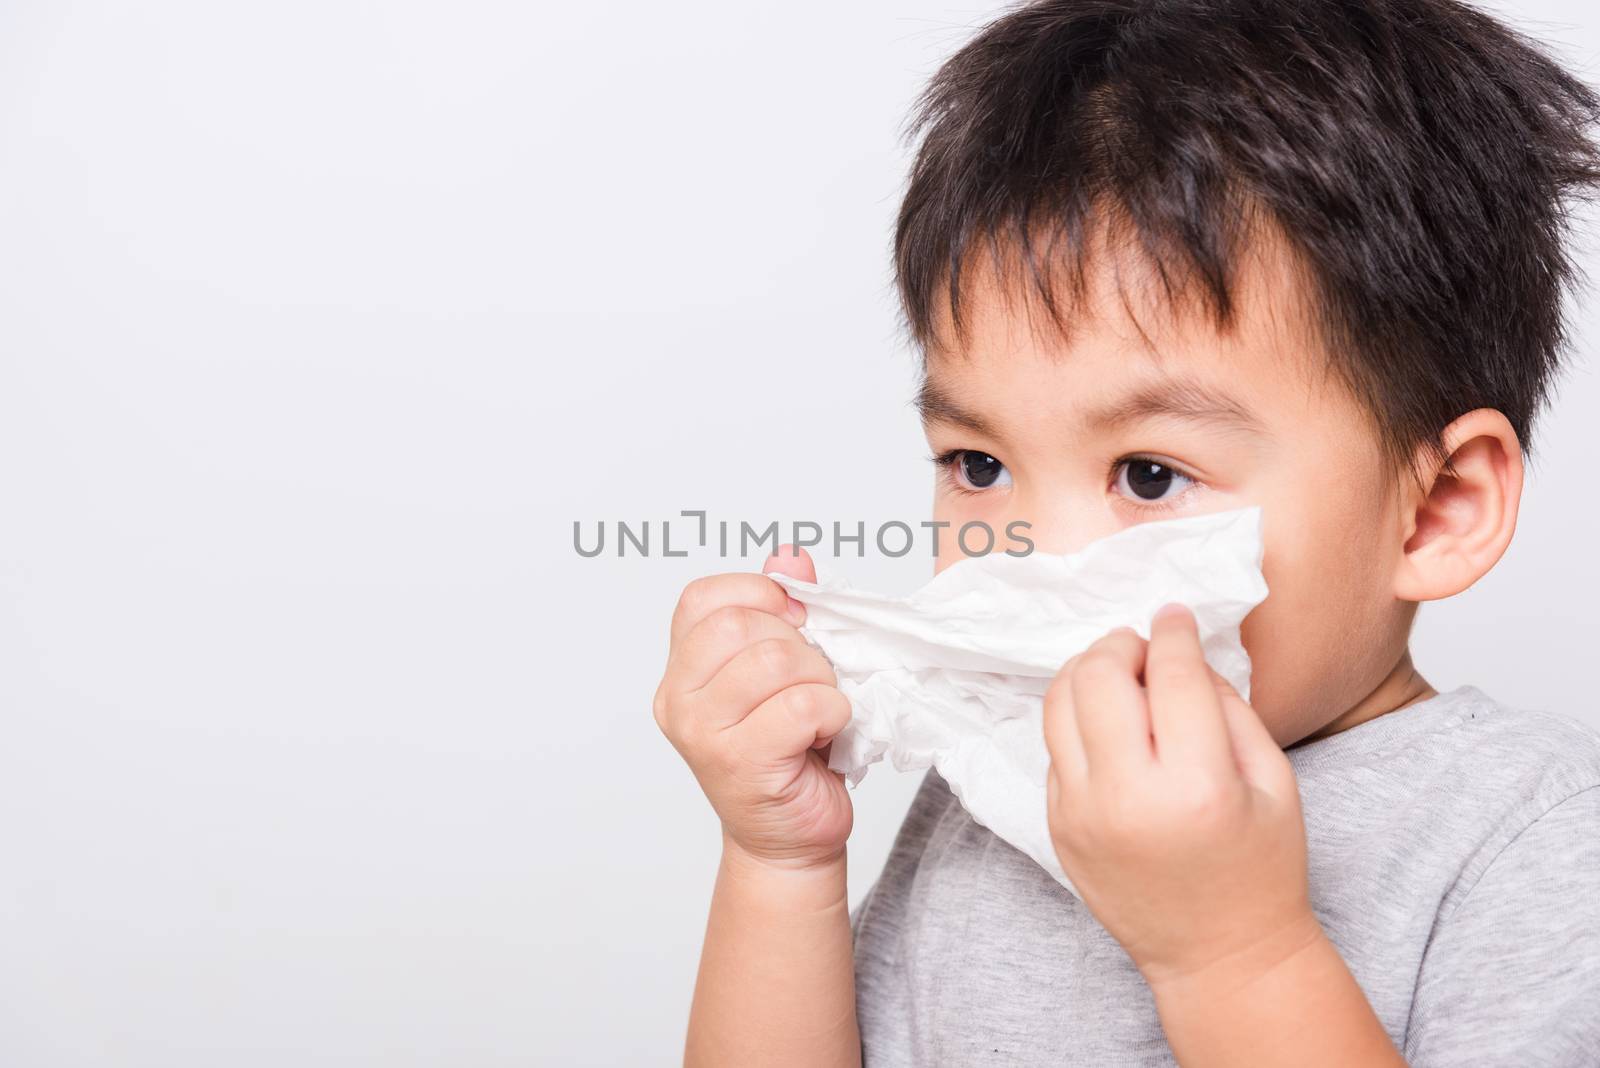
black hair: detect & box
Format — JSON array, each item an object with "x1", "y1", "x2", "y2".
[{"x1": 895, "y1": 0, "x2": 1600, "y2": 469}]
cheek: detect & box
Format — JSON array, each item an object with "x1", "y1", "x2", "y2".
[
  {"x1": 930, "y1": 487, "x2": 1014, "y2": 575},
  {"x1": 1240, "y1": 504, "x2": 1396, "y2": 735},
  {"x1": 1236, "y1": 439, "x2": 1392, "y2": 639}
]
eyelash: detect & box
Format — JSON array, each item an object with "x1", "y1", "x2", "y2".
[
  {"x1": 928, "y1": 449, "x2": 1203, "y2": 509},
  {"x1": 928, "y1": 449, "x2": 986, "y2": 497},
  {"x1": 1111, "y1": 455, "x2": 1198, "y2": 513}
]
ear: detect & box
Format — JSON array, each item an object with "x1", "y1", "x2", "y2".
[{"x1": 1393, "y1": 408, "x2": 1524, "y2": 602}]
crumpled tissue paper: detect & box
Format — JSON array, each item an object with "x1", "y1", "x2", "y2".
[{"x1": 767, "y1": 507, "x2": 1268, "y2": 897}]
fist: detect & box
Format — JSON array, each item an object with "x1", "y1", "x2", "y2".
[{"x1": 654, "y1": 546, "x2": 855, "y2": 869}]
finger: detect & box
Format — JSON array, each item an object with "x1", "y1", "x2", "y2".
[
  {"x1": 761, "y1": 543, "x2": 818, "y2": 582},
  {"x1": 1212, "y1": 672, "x2": 1295, "y2": 796},
  {"x1": 1069, "y1": 627, "x2": 1155, "y2": 779},
  {"x1": 761, "y1": 543, "x2": 817, "y2": 623},
  {"x1": 671, "y1": 605, "x2": 808, "y2": 692},
  {"x1": 1145, "y1": 603, "x2": 1234, "y2": 774},
  {"x1": 1042, "y1": 664, "x2": 1089, "y2": 785},
  {"x1": 670, "y1": 571, "x2": 804, "y2": 650},
  {"x1": 692, "y1": 637, "x2": 837, "y2": 730},
  {"x1": 726, "y1": 682, "x2": 853, "y2": 767}
]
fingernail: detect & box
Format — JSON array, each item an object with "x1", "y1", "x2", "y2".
[{"x1": 1154, "y1": 602, "x2": 1190, "y2": 622}]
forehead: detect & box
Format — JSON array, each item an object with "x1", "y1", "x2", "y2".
[{"x1": 921, "y1": 221, "x2": 1340, "y2": 431}]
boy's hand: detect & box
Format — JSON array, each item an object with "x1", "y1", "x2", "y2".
[
  {"x1": 654, "y1": 546, "x2": 854, "y2": 870},
  {"x1": 1043, "y1": 604, "x2": 1321, "y2": 993}
]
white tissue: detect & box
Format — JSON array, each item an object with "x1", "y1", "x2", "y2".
[{"x1": 767, "y1": 507, "x2": 1268, "y2": 897}]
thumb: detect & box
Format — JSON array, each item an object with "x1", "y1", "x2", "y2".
[
  {"x1": 761, "y1": 543, "x2": 817, "y2": 583},
  {"x1": 762, "y1": 544, "x2": 816, "y2": 627}
]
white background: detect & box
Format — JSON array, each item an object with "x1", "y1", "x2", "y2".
[{"x1": 2, "y1": 2, "x2": 1596, "y2": 1064}]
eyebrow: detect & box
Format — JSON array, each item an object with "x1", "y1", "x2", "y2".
[
  {"x1": 1083, "y1": 379, "x2": 1265, "y2": 435},
  {"x1": 915, "y1": 379, "x2": 998, "y2": 436},
  {"x1": 916, "y1": 377, "x2": 1265, "y2": 437}
]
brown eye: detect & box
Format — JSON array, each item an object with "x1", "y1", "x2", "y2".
[
  {"x1": 1114, "y1": 459, "x2": 1193, "y2": 502},
  {"x1": 956, "y1": 451, "x2": 1010, "y2": 490}
]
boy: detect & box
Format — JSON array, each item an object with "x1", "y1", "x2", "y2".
[{"x1": 654, "y1": 0, "x2": 1600, "y2": 1063}]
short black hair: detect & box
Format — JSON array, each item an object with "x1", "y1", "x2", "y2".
[{"x1": 895, "y1": 0, "x2": 1600, "y2": 469}]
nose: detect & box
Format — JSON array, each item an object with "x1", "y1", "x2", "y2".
[{"x1": 1004, "y1": 493, "x2": 1121, "y2": 557}]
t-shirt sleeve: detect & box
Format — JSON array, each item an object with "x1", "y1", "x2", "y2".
[{"x1": 1403, "y1": 785, "x2": 1600, "y2": 1066}]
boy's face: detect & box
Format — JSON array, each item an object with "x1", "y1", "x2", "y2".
[{"x1": 921, "y1": 234, "x2": 1417, "y2": 746}]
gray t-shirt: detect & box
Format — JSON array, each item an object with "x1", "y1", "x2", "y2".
[{"x1": 850, "y1": 685, "x2": 1600, "y2": 1066}]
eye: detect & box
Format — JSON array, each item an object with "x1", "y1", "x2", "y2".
[
  {"x1": 934, "y1": 449, "x2": 1012, "y2": 492},
  {"x1": 1113, "y1": 458, "x2": 1195, "y2": 503},
  {"x1": 958, "y1": 451, "x2": 1010, "y2": 490}
]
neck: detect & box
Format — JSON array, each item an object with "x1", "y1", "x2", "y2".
[{"x1": 1287, "y1": 649, "x2": 1435, "y2": 749}]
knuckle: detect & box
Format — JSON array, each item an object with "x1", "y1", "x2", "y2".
[
  {"x1": 1093, "y1": 628, "x2": 1132, "y2": 653},
  {"x1": 674, "y1": 576, "x2": 717, "y2": 625},
  {"x1": 672, "y1": 706, "x2": 702, "y2": 745},
  {"x1": 651, "y1": 684, "x2": 670, "y2": 730},
  {"x1": 1151, "y1": 661, "x2": 1205, "y2": 691},
  {"x1": 1082, "y1": 646, "x2": 1120, "y2": 670},
  {"x1": 1073, "y1": 649, "x2": 1122, "y2": 684},
  {"x1": 757, "y1": 574, "x2": 790, "y2": 612},
  {"x1": 706, "y1": 604, "x2": 754, "y2": 646},
  {"x1": 1175, "y1": 775, "x2": 1231, "y2": 823},
  {"x1": 821, "y1": 686, "x2": 851, "y2": 732},
  {"x1": 781, "y1": 683, "x2": 819, "y2": 724},
  {"x1": 752, "y1": 636, "x2": 797, "y2": 677},
  {"x1": 802, "y1": 645, "x2": 837, "y2": 686}
]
